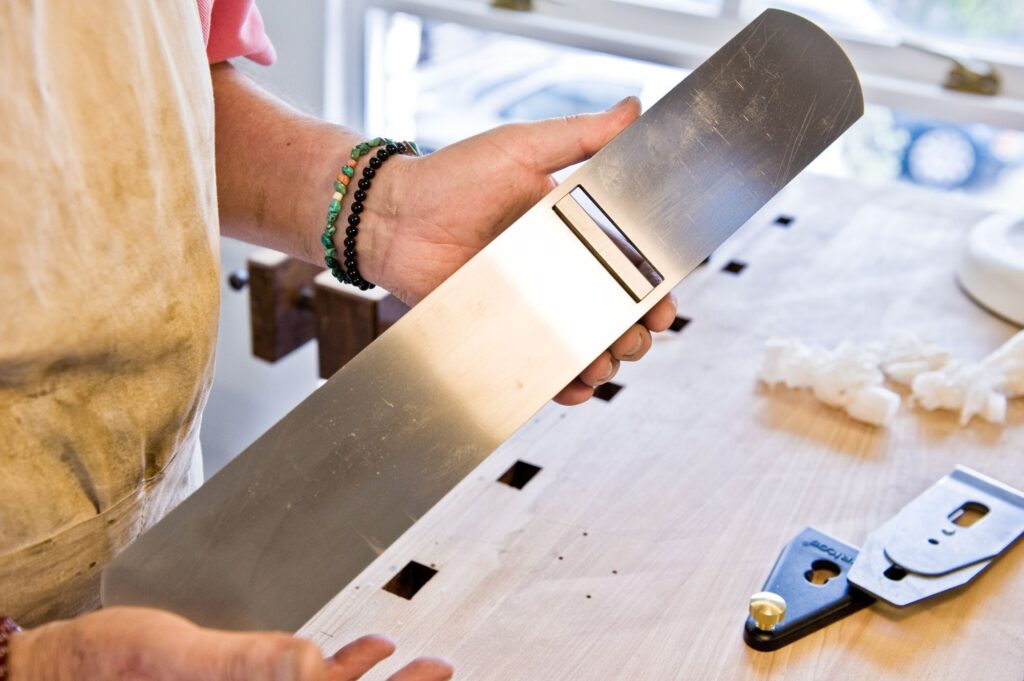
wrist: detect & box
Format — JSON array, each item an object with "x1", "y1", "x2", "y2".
[
  {"x1": 6, "y1": 621, "x2": 63, "y2": 681},
  {"x1": 350, "y1": 152, "x2": 414, "y2": 290}
]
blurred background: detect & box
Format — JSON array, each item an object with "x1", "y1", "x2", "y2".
[{"x1": 204, "y1": 0, "x2": 1024, "y2": 473}]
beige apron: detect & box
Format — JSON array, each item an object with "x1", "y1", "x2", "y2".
[{"x1": 0, "y1": 0, "x2": 220, "y2": 625}]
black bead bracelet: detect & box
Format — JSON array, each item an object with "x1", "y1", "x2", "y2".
[{"x1": 321, "y1": 137, "x2": 419, "y2": 291}]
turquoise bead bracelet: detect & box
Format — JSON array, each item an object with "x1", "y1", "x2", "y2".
[{"x1": 322, "y1": 137, "x2": 420, "y2": 289}]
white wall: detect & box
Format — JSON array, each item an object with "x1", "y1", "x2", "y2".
[{"x1": 201, "y1": 0, "x2": 331, "y2": 475}]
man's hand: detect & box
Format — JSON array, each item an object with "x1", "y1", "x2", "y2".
[
  {"x1": 212, "y1": 67, "x2": 677, "y2": 405},
  {"x1": 9, "y1": 607, "x2": 452, "y2": 681},
  {"x1": 359, "y1": 97, "x2": 678, "y2": 405}
]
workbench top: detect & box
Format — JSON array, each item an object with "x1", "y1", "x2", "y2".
[{"x1": 300, "y1": 173, "x2": 1023, "y2": 680}]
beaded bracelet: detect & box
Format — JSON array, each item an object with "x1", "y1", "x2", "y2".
[
  {"x1": 322, "y1": 137, "x2": 420, "y2": 290},
  {"x1": 0, "y1": 616, "x2": 22, "y2": 681}
]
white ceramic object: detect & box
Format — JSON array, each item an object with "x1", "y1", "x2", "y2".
[{"x1": 958, "y1": 213, "x2": 1024, "y2": 327}]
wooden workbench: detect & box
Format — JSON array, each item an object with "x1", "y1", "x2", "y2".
[{"x1": 299, "y1": 173, "x2": 1024, "y2": 680}]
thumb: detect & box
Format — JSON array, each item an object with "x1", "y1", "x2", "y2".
[
  {"x1": 192, "y1": 630, "x2": 327, "y2": 681},
  {"x1": 515, "y1": 95, "x2": 641, "y2": 174}
]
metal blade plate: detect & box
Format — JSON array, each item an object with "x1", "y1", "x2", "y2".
[
  {"x1": 102, "y1": 9, "x2": 863, "y2": 632},
  {"x1": 886, "y1": 465, "x2": 1024, "y2": 575},
  {"x1": 848, "y1": 517, "x2": 991, "y2": 608},
  {"x1": 849, "y1": 466, "x2": 1024, "y2": 606}
]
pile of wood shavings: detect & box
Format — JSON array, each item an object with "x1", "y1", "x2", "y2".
[{"x1": 758, "y1": 329, "x2": 1024, "y2": 427}]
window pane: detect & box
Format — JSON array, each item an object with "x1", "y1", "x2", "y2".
[
  {"x1": 744, "y1": 0, "x2": 1024, "y2": 54},
  {"x1": 370, "y1": 14, "x2": 684, "y2": 154},
  {"x1": 742, "y1": 0, "x2": 896, "y2": 38},
  {"x1": 875, "y1": 0, "x2": 1024, "y2": 51},
  {"x1": 367, "y1": 11, "x2": 1023, "y2": 209},
  {"x1": 610, "y1": 0, "x2": 721, "y2": 14},
  {"x1": 811, "y1": 104, "x2": 1024, "y2": 211}
]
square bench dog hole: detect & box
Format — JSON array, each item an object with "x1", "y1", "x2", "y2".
[
  {"x1": 382, "y1": 561, "x2": 437, "y2": 600},
  {"x1": 594, "y1": 382, "x2": 624, "y2": 402},
  {"x1": 498, "y1": 460, "x2": 542, "y2": 489},
  {"x1": 721, "y1": 259, "x2": 747, "y2": 275},
  {"x1": 669, "y1": 316, "x2": 690, "y2": 332}
]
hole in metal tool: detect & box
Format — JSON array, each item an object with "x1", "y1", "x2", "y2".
[
  {"x1": 774, "y1": 215, "x2": 794, "y2": 227},
  {"x1": 570, "y1": 187, "x2": 662, "y2": 287},
  {"x1": 669, "y1": 316, "x2": 690, "y2": 332},
  {"x1": 553, "y1": 186, "x2": 662, "y2": 301},
  {"x1": 594, "y1": 382, "x2": 623, "y2": 402},
  {"x1": 949, "y1": 501, "x2": 989, "y2": 528},
  {"x1": 497, "y1": 460, "x2": 542, "y2": 489},
  {"x1": 804, "y1": 559, "x2": 840, "y2": 586},
  {"x1": 382, "y1": 561, "x2": 437, "y2": 600},
  {"x1": 928, "y1": 538, "x2": 940, "y2": 545},
  {"x1": 883, "y1": 564, "x2": 908, "y2": 581},
  {"x1": 722, "y1": 260, "x2": 747, "y2": 275}
]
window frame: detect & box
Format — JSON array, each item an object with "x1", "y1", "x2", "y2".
[{"x1": 329, "y1": 0, "x2": 1024, "y2": 132}]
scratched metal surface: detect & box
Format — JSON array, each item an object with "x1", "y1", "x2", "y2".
[
  {"x1": 568, "y1": 7, "x2": 864, "y2": 286},
  {"x1": 102, "y1": 9, "x2": 862, "y2": 632}
]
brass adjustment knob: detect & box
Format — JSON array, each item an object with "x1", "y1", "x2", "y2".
[{"x1": 749, "y1": 591, "x2": 787, "y2": 631}]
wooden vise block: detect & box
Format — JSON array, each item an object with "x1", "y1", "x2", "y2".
[
  {"x1": 244, "y1": 250, "x2": 322, "y2": 362},
  {"x1": 233, "y1": 250, "x2": 410, "y2": 373},
  {"x1": 313, "y1": 271, "x2": 410, "y2": 379}
]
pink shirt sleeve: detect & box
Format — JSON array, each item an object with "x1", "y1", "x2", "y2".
[{"x1": 197, "y1": 0, "x2": 276, "y2": 65}]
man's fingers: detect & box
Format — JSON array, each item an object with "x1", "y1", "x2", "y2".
[
  {"x1": 578, "y1": 351, "x2": 619, "y2": 388},
  {"x1": 610, "y1": 324, "x2": 652, "y2": 362},
  {"x1": 642, "y1": 293, "x2": 678, "y2": 333},
  {"x1": 554, "y1": 378, "x2": 594, "y2": 406},
  {"x1": 386, "y1": 657, "x2": 455, "y2": 681},
  {"x1": 327, "y1": 634, "x2": 397, "y2": 680},
  {"x1": 514, "y1": 96, "x2": 641, "y2": 174}
]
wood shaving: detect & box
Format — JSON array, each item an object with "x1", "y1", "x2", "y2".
[{"x1": 759, "y1": 330, "x2": 1023, "y2": 427}]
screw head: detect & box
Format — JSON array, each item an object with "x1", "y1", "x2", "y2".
[{"x1": 749, "y1": 591, "x2": 787, "y2": 631}]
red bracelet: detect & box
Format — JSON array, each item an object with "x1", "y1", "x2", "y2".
[{"x1": 0, "y1": 617, "x2": 22, "y2": 681}]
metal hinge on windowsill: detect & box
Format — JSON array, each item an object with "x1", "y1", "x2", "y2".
[
  {"x1": 491, "y1": 0, "x2": 533, "y2": 11},
  {"x1": 904, "y1": 41, "x2": 1002, "y2": 96}
]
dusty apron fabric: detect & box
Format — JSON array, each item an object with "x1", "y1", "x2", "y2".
[{"x1": 0, "y1": 0, "x2": 220, "y2": 625}]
